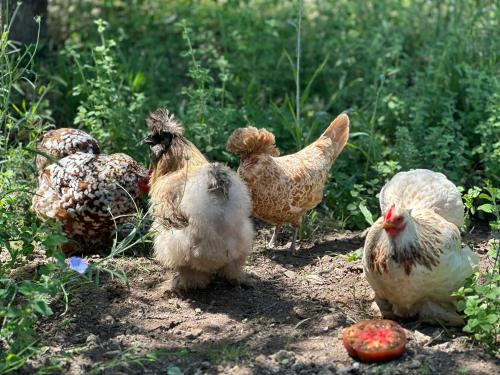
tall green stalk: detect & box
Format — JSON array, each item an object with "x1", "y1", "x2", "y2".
[{"x1": 295, "y1": 0, "x2": 303, "y2": 130}]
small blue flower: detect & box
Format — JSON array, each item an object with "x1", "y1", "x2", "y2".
[{"x1": 69, "y1": 257, "x2": 89, "y2": 274}]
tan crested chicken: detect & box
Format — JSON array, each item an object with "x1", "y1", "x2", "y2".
[
  {"x1": 32, "y1": 128, "x2": 149, "y2": 253},
  {"x1": 226, "y1": 113, "x2": 349, "y2": 253},
  {"x1": 363, "y1": 169, "x2": 478, "y2": 325},
  {"x1": 145, "y1": 108, "x2": 254, "y2": 290}
]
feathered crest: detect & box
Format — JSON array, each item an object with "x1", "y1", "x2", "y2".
[
  {"x1": 146, "y1": 108, "x2": 184, "y2": 137},
  {"x1": 146, "y1": 108, "x2": 208, "y2": 183},
  {"x1": 226, "y1": 127, "x2": 280, "y2": 157}
]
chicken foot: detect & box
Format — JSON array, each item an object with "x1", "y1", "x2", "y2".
[{"x1": 267, "y1": 224, "x2": 299, "y2": 255}]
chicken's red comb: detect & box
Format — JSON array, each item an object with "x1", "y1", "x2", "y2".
[{"x1": 384, "y1": 204, "x2": 395, "y2": 221}]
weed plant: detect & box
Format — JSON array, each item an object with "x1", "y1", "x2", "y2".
[
  {"x1": 455, "y1": 184, "x2": 499, "y2": 353},
  {"x1": 0, "y1": 12, "x2": 69, "y2": 372}
]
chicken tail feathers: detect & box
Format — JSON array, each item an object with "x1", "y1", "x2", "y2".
[
  {"x1": 321, "y1": 113, "x2": 350, "y2": 157},
  {"x1": 206, "y1": 163, "x2": 233, "y2": 199},
  {"x1": 226, "y1": 127, "x2": 280, "y2": 157}
]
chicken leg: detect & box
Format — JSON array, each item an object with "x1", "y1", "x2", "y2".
[
  {"x1": 267, "y1": 225, "x2": 281, "y2": 248},
  {"x1": 268, "y1": 225, "x2": 298, "y2": 255},
  {"x1": 290, "y1": 227, "x2": 298, "y2": 255}
]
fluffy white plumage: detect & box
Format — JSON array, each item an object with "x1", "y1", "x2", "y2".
[
  {"x1": 363, "y1": 169, "x2": 478, "y2": 325},
  {"x1": 380, "y1": 169, "x2": 464, "y2": 227},
  {"x1": 152, "y1": 163, "x2": 254, "y2": 290},
  {"x1": 146, "y1": 109, "x2": 255, "y2": 290}
]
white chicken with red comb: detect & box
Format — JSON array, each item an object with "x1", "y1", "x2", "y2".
[{"x1": 363, "y1": 169, "x2": 478, "y2": 326}]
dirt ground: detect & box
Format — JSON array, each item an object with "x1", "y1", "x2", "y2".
[{"x1": 30, "y1": 223, "x2": 499, "y2": 375}]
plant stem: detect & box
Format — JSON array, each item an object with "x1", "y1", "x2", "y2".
[{"x1": 296, "y1": 0, "x2": 303, "y2": 129}]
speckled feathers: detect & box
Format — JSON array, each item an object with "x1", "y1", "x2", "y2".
[
  {"x1": 34, "y1": 152, "x2": 148, "y2": 239},
  {"x1": 36, "y1": 128, "x2": 100, "y2": 172},
  {"x1": 227, "y1": 113, "x2": 350, "y2": 227},
  {"x1": 32, "y1": 128, "x2": 148, "y2": 251}
]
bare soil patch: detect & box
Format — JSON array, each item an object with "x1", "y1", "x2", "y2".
[{"x1": 30, "y1": 223, "x2": 499, "y2": 374}]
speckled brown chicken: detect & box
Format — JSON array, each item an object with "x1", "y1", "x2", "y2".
[
  {"x1": 32, "y1": 129, "x2": 149, "y2": 254},
  {"x1": 226, "y1": 113, "x2": 349, "y2": 253}
]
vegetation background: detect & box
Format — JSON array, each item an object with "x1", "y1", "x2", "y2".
[{"x1": 0, "y1": 0, "x2": 498, "y2": 372}]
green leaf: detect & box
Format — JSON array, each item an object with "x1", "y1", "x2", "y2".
[
  {"x1": 42, "y1": 234, "x2": 67, "y2": 249},
  {"x1": 19, "y1": 281, "x2": 48, "y2": 296},
  {"x1": 477, "y1": 204, "x2": 494, "y2": 213},
  {"x1": 346, "y1": 248, "x2": 363, "y2": 262},
  {"x1": 359, "y1": 204, "x2": 374, "y2": 225},
  {"x1": 32, "y1": 300, "x2": 53, "y2": 317},
  {"x1": 131, "y1": 72, "x2": 145, "y2": 92},
  {"x1": 6, "y1": 353, "x2": 18, "y2": 363},
  {"x1": 167, "y1": 365, "x2": 183, "y2": 375},
  {"x1": 486, "y1": 314, "x2": 498, "y2": 324},
  {"x1": 468, "y1": 318, "x2": 479, "y2": 328},
  {"x1": 478, "y1": 193, "x2": 493, "y2": 201}
]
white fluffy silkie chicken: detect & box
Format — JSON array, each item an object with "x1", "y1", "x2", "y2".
[
  {"x1": 363, "y1": 169, "x2": 478, "y2": 325},
  {"x1": 145, "y1": 109, "x2": 254, "y2": 290}
]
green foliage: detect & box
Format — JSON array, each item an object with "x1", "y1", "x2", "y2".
[
  {"x1": 87, "y1": 344, "x2": 159, "y2": 375},
  {"x1": 462, "y1": 186, "x2": 482, "y2": 227},
  {"x1": 0, "y1": 11, "x2": 151, "y2": 372},
  {"x1": 455, "y1": 184, "x2": 499, "y2": 352},
  {"x1": 326, "y1": 160, "x2": 401, "y2": 228},
  {"x1": 456, "y1": 269, "x2": 499, "y2": 351},
  {"x1": 196, "y1": 343, "x2": 250, "y2": 365},
  {"x1": 0, "y1": 14, "x2": 73, "y2": 371},
  {"x1": 345, "y1": 248, "x2": 363, "y2": 263},
  {"x1": 178, "y1": 21, "x2": 241, "y2": 162},
  {"x1": 46, "y1": 1, "x2": 498, "y2": 213},
  {"x1": 64, "y1": 20, "x2": 147, "y2": 157},
  {"x1": 473, "y1": 93, "x2": 500, "y2": 182},
  {"x1": 299, "y1": 210, "x2": 321, "y2": 241}
]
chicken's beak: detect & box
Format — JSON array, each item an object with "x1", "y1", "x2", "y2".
[
  {"x1": 382, "y1": 221, "x2": 396, "y2": 229},
  {"x1": 142, "y1": 135, "x2": 155, "y2": 146}
]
